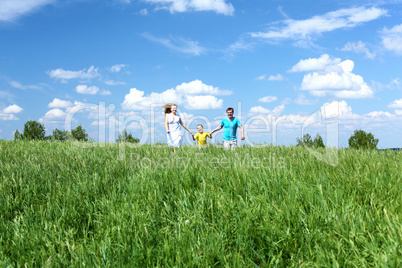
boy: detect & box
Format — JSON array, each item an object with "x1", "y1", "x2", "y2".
[{"x1": 193, "y1": 124, "x2": 211, "y2": 146}]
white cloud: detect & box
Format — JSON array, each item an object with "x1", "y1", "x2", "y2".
[
  {"x1": 0, "y1": 0, "x2": 54, "y2": 22},
  {"x1": 0, "y1": 91, "x2": 14, "y2": 102},
  {"x1": 63, "y1": 101, "x2": 97, "y2": 117},
  {"x1": 268, "y1": 74, "x2": 284, "y2": 81},
  {"x1": 122, "y1": 88, "x2": 183, "y2": 110},
  {"x1": 0, "y1": 113, "x2": 18, "y2": 121},
  {"x1": 258, "y1": 96, "x2": 277, "y2": 103},
  {"x1": 175, "y1": 79, "x2": 232, "y2": 95},
  {"x1": 48, "y1": 66, "x2": 99, "y2": 80},
  {"x1": 3, "y1": 104, "x2": 23, "y2": 114},
  {"x1": 292, "y1": 54, "x2": 373, "y2": 99},
  {"x1": 122, "y1": 89, "x2": 145, "y2": 110},
  {"x1": 320, "y1": 100, "x2": 355, "y2": 119},
  {"x1": 104, "y1": 80, "x2": 126, "y2": 86},
  {"x1": 142, "y1": 33, "x2": 206, "y2": 56},
  {"x1": 294, "y1": 94, "x2": 316, "y2": 105},
  {"x1": 109, "y1": 64, "x2": 127, "y2": 72},
  {"x1": 44, "y1": 108, "x2": 66, "y2": 118},
  {"x1": 122, "y1": 79, "x2": 226, "y2": 110},
  {"x1": 255, "y1": 74, "x2": 284, "y2": 81},
  {"x1": 388, "y1": 99, "x2": 402, "y2": 109},
  {"x1": 139, "y1": 8, "x2": 148, "y2": 15},
  {"x1": 340, "y1": 41, "x2": 376, "y2": 59},
  {"x1": 76, "y1": 85, "x2": 99, "y2": 95},
  {"x1": 365, "y1": 111, "x2": 394, "y2": 118},
  {"x1": 9, "y1": 81, "x2": 41, "y2": 90},
  {"x1": 100, "y1": 90, "x2": 112, "y2": 96},
  {"x1": 184, "y1": 95, "x2": 223, "y2": 110},
  {"x1": 247, "y1": 100, "x2": 402, "y2": 147},
  {"x1": 39, "y1": 108, "x2": 66, "y2": 123},
  {"x1": 48, "y1": 98, "x2": 73, "y2": 108},
  {"x1": 249, "y1": 106, "x2": 271, "y2": 114},
  {"x1": 279, "y1": 100, "x2": 358, "y2": 130},
  {"x1": 249, "y1": 104, "x2": 284, "y2": 116},
  {"x1": 250, "y1": 7, "x2": 387, "y2": 42},
  {"x1": 225, "y1": 38, "x2": 255, "y2": 57},
  {"x1": 301, "y1": 73, "x2": 373, "y2": 98},
  {"x1": 371, "y1": 78, "x2": 401, "y2": 92},
  {"x1": 289, "y1": 54, "x2": 341, "y2": 73},
  {"x1": 144, "y1": 0, "x2": 234, "y2": 15},
  {"x1": 381, "y1": 24, "x2": 402, "y2": 55},
  {"x1": 1, "y1": 104, "x2": 23, "y2": 121},
  {"x1": 272, "y1": 105, "x2": 285, "y2": 116}
]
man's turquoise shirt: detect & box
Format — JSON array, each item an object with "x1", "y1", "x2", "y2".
[{"x1": 221, "y1": 117, "x2": 242, "y2": 141}]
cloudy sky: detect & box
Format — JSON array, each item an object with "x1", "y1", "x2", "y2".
[{"x1": 1, "y1": 0, "x2": 402, "y2": 148}]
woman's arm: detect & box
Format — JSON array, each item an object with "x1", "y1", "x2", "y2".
[
  {"x1": 179, "y1": 118, "x2": 193, "y2": 135},
  {"x1": 165, "y1": 114, "x2": 170, "y2": 133}
]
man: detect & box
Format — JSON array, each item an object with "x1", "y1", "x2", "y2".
[{"x1": 210, "y1": 107, "x2": 245, "y2": 150}]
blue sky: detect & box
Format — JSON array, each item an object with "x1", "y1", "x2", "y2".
[{"x1": 1, "y1": 0, "x2": 402, "y2": 148}]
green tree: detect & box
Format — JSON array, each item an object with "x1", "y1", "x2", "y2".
[
  {"x1": 14, "y1": 129, "x2": 22, "y2": 140},
  {"x1": 53, "y1": 128, "x2": 70, "y2": 142},
  {"x1": 297, "y1": 133, "x2": 325, "y2": 148},
  {"x1": 313, "y1": 133, "x2": 325, "y2": 148},
  {"x1": 116, "y1": 128, "x2": 139, "y2": 143},
  {"x1": 296, "y1": 133, "x2": 314, "y2": 147},
  {"x1": 22, "y1": 120, "x2": 46, "y2": 140},
  {"x1": 71, "y1": 125, "x2": 88, "y2": 141},
  {"x1": 348, "y1": 129, "x2": 379, "y2": 149}
]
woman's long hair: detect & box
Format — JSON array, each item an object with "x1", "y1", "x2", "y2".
[{"x1": 162, "y1": 103, "x2": 177, "y2": 114}]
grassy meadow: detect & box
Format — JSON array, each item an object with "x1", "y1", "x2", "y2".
[{"x1": 0, "y1": 140, "x2": 401, "y2": 267}]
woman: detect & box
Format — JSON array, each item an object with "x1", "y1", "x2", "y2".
[{"x1": 163, "y1": 103, "x2": 193, "y2": 152}]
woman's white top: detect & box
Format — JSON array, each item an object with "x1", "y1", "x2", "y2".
[{"x1": 166, "y1": 113, "x2": 183, "y2": 148}]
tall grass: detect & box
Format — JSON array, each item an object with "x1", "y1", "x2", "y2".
[{"x1": 0, "y1": 140, "x2": 401, "y2": 266}]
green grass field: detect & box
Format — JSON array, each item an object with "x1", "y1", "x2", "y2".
[{"x1": 0, "y1": 140, "x2": 401, "y2": 267}]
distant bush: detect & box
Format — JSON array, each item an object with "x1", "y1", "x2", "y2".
[
  {"x1": 296, "y1": 133, "x2": 325, "y2": 148},
  {"x1": 71, "y1": 125, "x2": 88, "y2": 141},
  {"x1": 21, "y1": 120, "x2": 46, "y2": 140},
  {"x1": 348, "y1": 129, "x2": 378, "y2": 149},
  {"x1": 52, "y1": 128, "x2": 71, "y2": 142},
  {"x1": 313, "y1": 134, "x2": 325, "y2": 148},
  {"x1": 14, "y1": 129, "x2": 22, "y2": 140},
  {"x1": 116, "y1": 129, "x2": 139, "y2": 143}
]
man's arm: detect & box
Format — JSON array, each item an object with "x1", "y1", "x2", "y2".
[
  {"x1": 239, "y1": 125, "x2": 245, "y2": 140},
  {"x1": 210, "y1": 125, "x2": 223, "y2": 135}
]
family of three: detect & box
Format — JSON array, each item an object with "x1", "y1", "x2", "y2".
[{"x1": 163, "y1": 103, "x2": 245, "y2": 152}]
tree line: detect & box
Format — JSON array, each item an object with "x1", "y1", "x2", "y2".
[
  {"x1": 14, "y1": 120, "x2": 378, "y2": 149},
  {"x1": 14, "y1": 120, "x2": 139, "y2": 143},
  {"x1": 296, "y1": 130, "x2": 379, "y2": 150}
]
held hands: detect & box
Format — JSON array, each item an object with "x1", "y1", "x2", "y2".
[
  {"x1": 241, "y1": 135, "x2": 245, "y2": 140},
  {"x1": 166, "y1": 130, "x2": 170, "y2": 134}
]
